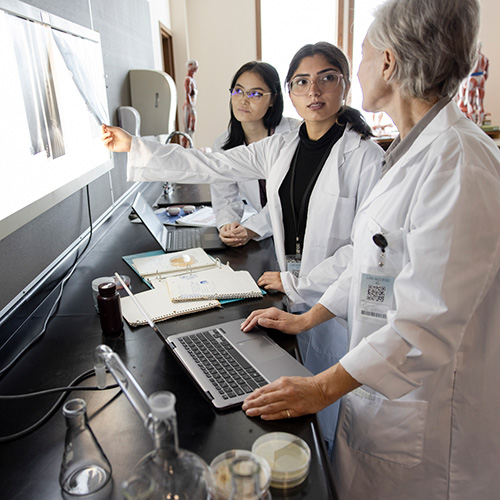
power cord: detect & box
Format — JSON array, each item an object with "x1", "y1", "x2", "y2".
[
  {"x1": 0, "y1": 367, "x2": 119, "y2": 443},
  {"x1": 0, "y1": 185, "x2": 94, "y2": 378}
]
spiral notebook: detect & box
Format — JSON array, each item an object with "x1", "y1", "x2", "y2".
[
  {"x1": 120, "y1": 284, "x2": 221, "y2": 326},
  {"x1": 165, "y1": 265, "x2": 263, "y2": 302}
]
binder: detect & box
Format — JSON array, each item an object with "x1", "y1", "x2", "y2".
[{"x1": 131, "y1": 247, "x2": 219, "y2": 281}]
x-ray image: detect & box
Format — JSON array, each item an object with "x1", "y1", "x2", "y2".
[{"x1": 7, "y1": 15, "x2": 65, "y2": 160}]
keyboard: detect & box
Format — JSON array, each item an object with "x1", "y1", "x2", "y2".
[
  {"x1": 178, "y1": 329, "x2": 268, "y2": 400},
  {"x1": 170, "y1": 228, "x2": 201, "y2": 250}
]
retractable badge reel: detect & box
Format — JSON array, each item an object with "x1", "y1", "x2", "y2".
[{"x1": 372, "y1": 233, "x2": 388, "y2": 268}]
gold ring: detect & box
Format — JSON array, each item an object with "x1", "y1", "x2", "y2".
[{"x1": 286, "y1": 409, "x2": 291, "y2": 419}]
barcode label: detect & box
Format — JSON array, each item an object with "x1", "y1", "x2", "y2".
[{"x1": 361, "y1": 310, "x2": 387, "y2": 319}]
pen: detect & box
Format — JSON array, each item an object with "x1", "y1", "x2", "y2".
[{"x1": 114, "y1": 272, "x2": 162, "y2": 335}]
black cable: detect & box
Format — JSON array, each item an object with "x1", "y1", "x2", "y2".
[
  {"x1": 0, "y1": 383, "x2": 119, "y2": 399},
  {"x1": 0, "y1": 186, "x2": 94, "y2": 378},
  {"x1": 0, "y1": 367, "x2": 120, "y2": 443}
]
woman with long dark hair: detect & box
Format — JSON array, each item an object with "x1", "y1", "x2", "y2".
[{"x1": 211, "y1": 61, "x2": 299, "y2": 247}]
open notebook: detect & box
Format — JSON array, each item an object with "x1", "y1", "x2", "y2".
[
  {"x1": 165, "y1": 265, "x2": 263, "y2": 301},
  {"x1": 120, "y1": 283, "x2": 221, "y2": 326}
]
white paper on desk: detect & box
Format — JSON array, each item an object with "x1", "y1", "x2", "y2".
[
  {"x1": 166, "y1": 265, "x2": 263, "y2": 301},
  {"x1": 132, "y1": 247, "x2": 218, "y2": 278},
  {"x1": 120, "y1": 284, "x2": 220, "y2": 326},
  {"x1": 174, "y1": 201, "x2": 261, "y2": 228},
  {"x1": 175, "y1": 206, "x2": 216, "y2": 227}
]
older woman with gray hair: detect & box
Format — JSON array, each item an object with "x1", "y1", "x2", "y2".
[{"x1": 241, "y1": 0, "x2": 500, "y2": 497}]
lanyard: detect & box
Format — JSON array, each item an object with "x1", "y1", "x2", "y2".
[{"x1": 288, "y1": 144, "x2": 334, "y2": 257}]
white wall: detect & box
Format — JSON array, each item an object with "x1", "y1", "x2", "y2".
[
  {"x1": 169, "y1": 0, "x2": 257, "y2": 148},
  {"x1": 148, "y1": 0, "x2": 172, "y2": 70}
]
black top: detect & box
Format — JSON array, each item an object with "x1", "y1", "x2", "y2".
[{"x1": 279, "y1": 122, "x2": 345, "y2": 255}]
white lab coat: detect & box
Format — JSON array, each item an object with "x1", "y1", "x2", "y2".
[
  {"x1": 210, "y1": 116, "x2": 300, "y2": 239},
  {"x1": 128, "y1": 126, "x2": 383, "y2": 444},
  {"x1": 319, "y1": 101, "x2": 500, "y2": 498}
]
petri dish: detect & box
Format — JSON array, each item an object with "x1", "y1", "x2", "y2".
[
  {"x1": 210, "y1": 449, "x2": 271, "y2": 499},
  {"x1": 166, "y1": 206, "x2": 181, "y2": 216},
  {"x1": 169, "y1": 254, "x2": 196, "y2": 267},
  {"x1": 251, "y1": 432, "x2": 311, "y2": 489}
]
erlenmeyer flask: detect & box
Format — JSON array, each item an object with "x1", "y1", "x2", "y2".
[{"x1": 59, "y1": 398, "x2": 112, "y2": 496}]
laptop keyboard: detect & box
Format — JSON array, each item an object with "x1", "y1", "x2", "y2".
[
  {"x1": 178, "y1": 329, "x2": 268, "y2": 400},
  {"x1": 171, "y1": 228, "x2": 202, "y2": 250}
]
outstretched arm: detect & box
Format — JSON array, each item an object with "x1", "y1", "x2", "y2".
[{"x1": 101, "y1": 125, "x2": 132, "y2": 153}]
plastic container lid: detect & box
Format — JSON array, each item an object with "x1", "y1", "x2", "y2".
[
  {"x1": 251, "y1": 432, "x2": 311, "y2": 489},
  {"x1": 210, "y1": 449, "x2": 271, "y2": 499}
]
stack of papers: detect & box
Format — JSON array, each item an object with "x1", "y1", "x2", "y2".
[{"x1": 121, "y1": 247, "x2": 263, "y2": 326}]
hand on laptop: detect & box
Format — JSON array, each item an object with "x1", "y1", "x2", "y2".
[
  {"x1": 242, "y1": 374, "x2": 326, "y2": 420},
  {"x1": 218, "y1": 222, "x2": 257, "y2": 247},
  {"x1": 241, "y1": 303, "x2": 336, "y2": 335},
  {"x1": 101, "y1": 124, "x2": 132, "y2": 152},
  {"x1": 240, "y1": 307, "x2": 305, "y2": 334},
  {"x1": 257, "y1": 271, "x2": 284, "y2": 293},
  {"x1": 242, "y1": 362, "x2": 361, "y2": 421}
]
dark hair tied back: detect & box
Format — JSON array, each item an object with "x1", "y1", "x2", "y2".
[
  {"x1": 287, "y1": 42, "x2": 373, "y2": 139},
  {"x1": 336, "y1": 106, "x2": 373, "y2": 139}
]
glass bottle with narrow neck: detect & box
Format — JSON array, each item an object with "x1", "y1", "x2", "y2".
[{"x1": 122, "y1": 391, "x2": 214, "y2": 499}]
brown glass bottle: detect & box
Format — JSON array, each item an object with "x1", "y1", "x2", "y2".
[{"x1": 97, "y1": 282, "x2": 123, "y2": 337}]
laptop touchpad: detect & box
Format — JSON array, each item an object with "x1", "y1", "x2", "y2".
[
  {"x1": 203, "y1": 232, "x2": 220, "y2": 242},
  {"x1": 238, "y1": 337, "x2": 285, "y2": 363}
]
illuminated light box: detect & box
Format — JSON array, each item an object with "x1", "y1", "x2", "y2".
[{"x1": 0, "y1": 0, "x2": 111, "y2": 240}]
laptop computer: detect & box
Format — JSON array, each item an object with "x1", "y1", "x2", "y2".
[
  {"x1": 115, "y1": 272, "x2": 311, "y2": 410},
  {"x1": 132, "y1": 192, "x2": 225, "y2": 252},
  {"x1": 162, "y1": 318, "x2": 313, "y2": 409}
]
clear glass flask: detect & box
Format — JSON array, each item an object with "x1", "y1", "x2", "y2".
[
  {"x1": 122, "y1": 391, "x2": 214, "y2": 499},
  {"x1": 59, "y1": 398, "x2": 112, "y2": 497}
]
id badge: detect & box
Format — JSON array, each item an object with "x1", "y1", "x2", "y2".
[
  {"x1": 357, "y1": 268, "x2": 396, "y2": 323},
  {"x1": 286, "y1": 254, "x2": 301, "y2": 278}
]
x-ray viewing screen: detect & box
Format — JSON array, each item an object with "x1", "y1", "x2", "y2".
[{"x1": 0, "y1": 3, "x2": 111, "y2": 240}]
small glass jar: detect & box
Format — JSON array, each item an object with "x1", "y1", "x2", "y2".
[{"x1": 97, "y1": 282, "x2": 123, "y2": 337}]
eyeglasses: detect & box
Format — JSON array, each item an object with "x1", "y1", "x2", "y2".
[
  {"x1": 229, "y1": 87, "x2": 273, "y2": 102},
  {"x1": 288, "y1": 72, "x2": 344, "y2": 96}
]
